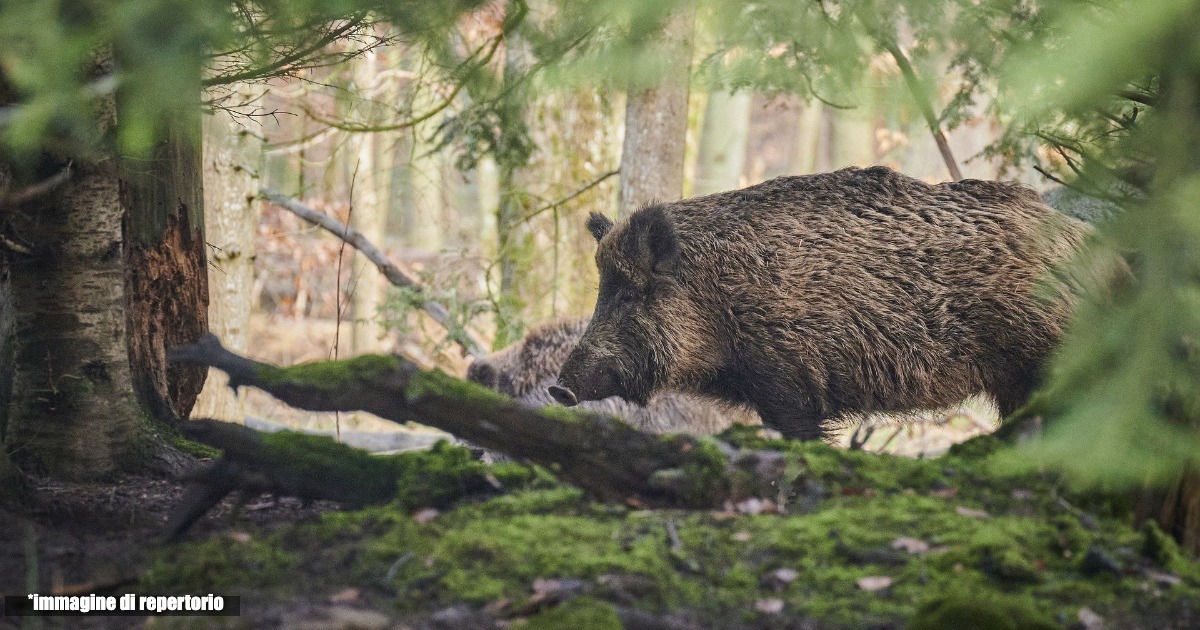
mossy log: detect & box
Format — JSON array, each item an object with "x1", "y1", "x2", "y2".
[
  {"x1": 169, "y1": 334, "x2": 787, "y2": 512},
  {"x1": 163, "y1": 421, "x2": 533, "y2": 538}
]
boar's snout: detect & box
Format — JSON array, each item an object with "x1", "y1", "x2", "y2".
[{"x1": 547, "y1": 384, "x2": 578, "y2": 406}]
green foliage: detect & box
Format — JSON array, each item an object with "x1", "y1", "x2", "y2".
[
  {"x1": 992, "y1": 0, "x2": 1200, "y2": 486},
  {"x1": 381, "y1": 284, "x2": 494, "y2": 355},
  {"x1": 0, "y1": 0, "x2": 484, "y2": 156}
]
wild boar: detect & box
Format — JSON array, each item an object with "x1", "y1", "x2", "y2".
[{"x1": 551, "y1": 166, "x2": 1092, "y2": 440}]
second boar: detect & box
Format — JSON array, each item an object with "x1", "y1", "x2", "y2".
[{"x1": 468, "y1": 318, "x2": 759, "y2": 435}]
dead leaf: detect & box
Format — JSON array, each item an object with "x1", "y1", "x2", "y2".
[
  {"x1": 1144, "y1": 569, "x2": 1182, "y2": 587},
  {"x1": 930, "y1": 487, "x2": 959, "y2": 498},
  {"x1": 736, "y1": 498, "x2": 766, "y2": 515},
  {"x1": 413, "y1": 508, "x2": 439, "y2": 524},
  {"x1": 328, "y1": 588, "x2": 360, "y2": 603},
  {"x1": 754, "y1": 598, "x2": 785, "y2": 614},
  {"x1": 955, "y1": 506, "x2": 990, "y2": 519},
  {"x1": 732, "y1": 530, "x2": 753, "y2": 542},
  {"x1": 891, "y1": 537, "x2": 930, "y2": 554},
  {"x1": 227, "y1": 531, "x2": 252, "y2": 544},
  {"x1": 761, "y1": 568, "x2": 799, "y2": 591},
  {"x1": 857, "y1": 576, "x2": 893, "y2": 592},
  {"x1": 1078, "y1": 606, "x2": 1105, "y2": 630}
]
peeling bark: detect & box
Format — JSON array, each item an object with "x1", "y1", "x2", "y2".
[{"x1": 123, "y1": 117, "x2": 209, "y2": 425}]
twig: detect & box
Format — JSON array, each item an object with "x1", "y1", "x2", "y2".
[
  {"x1": 260, "y1": 188, "x2": 487, "y2": 358},
  {"x1": 523, "y1": 169, "x2": 620, "y2": 222},
  {"x1": 882, "y1": 42, "x2": 963, "y2": 181},
  {"x1": 1, "y1": 162, "x2": 73, "y2": 206}
]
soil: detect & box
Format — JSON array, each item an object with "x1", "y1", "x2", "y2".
[{"x1": 0, "y1": 467, "x2": 341, "y2": 629}]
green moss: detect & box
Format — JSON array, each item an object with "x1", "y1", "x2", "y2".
[
  {"x1": 513, "y1": 597, "x2": 622, "y2": 630},
  {"x1": 1142, "y1": 519, "x2": 1200, "y2": 581},
  {"x1": 674, "y1": 437, "x2": 731, "y2": 505},
  {"x1": 403, "y1": 367, "x2": 513, "y2": 406},
  {"x1": 141, "y1": 536, "x2": 292, "y2": 592},
  {"x1": 909, "y1": 590, "x2": 1061, "y2": 630},
  {"x1": 257, "y1": 353, "x2": 400, "y2": 390},
  {"x1": 139, "y1": 434, "x2": 1200, "y2": 630},
  {"x1": 142, "y1": 415, "x2": 221, "y2": 459}
]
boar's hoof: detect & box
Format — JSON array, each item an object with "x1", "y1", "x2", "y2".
[{"x1": 548, "y1": 385, "x2": 579, "y2": 406}]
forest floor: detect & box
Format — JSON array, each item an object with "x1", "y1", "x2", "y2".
[{"x1": 2, "y1": 430, "x2": 1200, "y2": 630}]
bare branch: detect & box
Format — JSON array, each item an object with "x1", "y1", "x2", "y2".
[
  {"x1": 522, "y1": 169, "x2": 620, "y2": 221},
  {"x1": 883, "y1": 42, "x2": 963, "y2": 181},
  {"x1": 260, "y1": 189, "x2": 488, "y2": 358}
]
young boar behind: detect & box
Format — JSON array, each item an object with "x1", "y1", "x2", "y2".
[
  {"x1": 468, "y1": 318, "x2": 759, "y2": 435},
  {"x1": 550, "y1": 166, "x2": 1092, "y2": 440}
]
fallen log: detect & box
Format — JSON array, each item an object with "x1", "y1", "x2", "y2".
[{"x1": 168, "y1": 334, "x2": 788, "y2": 511}]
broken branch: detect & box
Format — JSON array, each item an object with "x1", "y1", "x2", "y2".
[{"x1": 260, "y1": 188, "x2": 487, "y2": 358}]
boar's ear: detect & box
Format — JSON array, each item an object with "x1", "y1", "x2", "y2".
[
  {"x1": 586, "y1": 212, "x2": 614, "y2": 242},
  {"x1": 629, "y1": 205, "x2": 679, "y2": 277}
]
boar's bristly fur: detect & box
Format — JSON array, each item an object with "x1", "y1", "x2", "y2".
[
  {"x1": 468, "y1": 318, "x2": 759, "y2": 435},
  {"x1": 555, "y1": 166, "x2": 1092, "y2": 440}
]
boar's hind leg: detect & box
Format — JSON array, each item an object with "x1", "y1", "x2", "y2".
[
  {"x1": 988, "y1": 374, "x2": 1039, "y2": 420},
  {"x1": 756, "y1": 401, "x2": 825, "y2": 441}
]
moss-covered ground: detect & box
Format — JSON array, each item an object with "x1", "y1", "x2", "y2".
[{"x1": 140, "y1": 428, "x2": 1200, "y2": 629}]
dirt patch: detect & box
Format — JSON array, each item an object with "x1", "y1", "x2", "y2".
[{"x1": 0, "y1": 470, "x2": 340, "y2": 606}]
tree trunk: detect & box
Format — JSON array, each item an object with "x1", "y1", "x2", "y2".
[
  {"x1": 617, "y1": 9, "x2": 695, "y2": 218},
  {"x1": 791, "y1": 104, "x2": 827, "y2": 175},
  {"x1": 0, "y1": 245, "x2": 29, "y2": 506},
  {"x1": 350, "y1": 46, "x2": 388, "y2": 356},
  {"x1": 4, "y1": 51, "x2": 206, "y2": 478},
  {"x1": 7, "y1": 150, "x2": 147, "y2": 477},
  {"x1": 123, "y1": 109, "x2": 210, "y2": 427},
  {"x1": 192, "y1": 83, "x2": 265, "y2": 422},
  {"x1": 694, "y1": 91, "x2": 751, "y2": 195}
]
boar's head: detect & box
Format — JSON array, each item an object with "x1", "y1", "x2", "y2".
[{"x1": 551, "y1": 206, "x2": 715, "y2": 407}]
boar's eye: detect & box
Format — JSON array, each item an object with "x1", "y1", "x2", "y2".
[{"x1": 616, "y1": 290, "x2": 638, "y2": 306}]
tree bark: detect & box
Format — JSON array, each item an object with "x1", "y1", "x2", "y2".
[
  {"x1": 694, "y1": 91, "x2": 751, "y2": 195},
  {"x1": 7, "y1": 152, "x2": 146, "y2": 477},
  {"x1": 617, "y1": 9, "x2": 695, "y2": 218},
  {"x1": 122, "y1": 108, "x2": 209, "y2": 426},
  {"x1": 3, "y1": 52, "x2": 205, "y2": 478},
  {"x1": 192, "y1": 82, "x2": 265, "y2": 422}
]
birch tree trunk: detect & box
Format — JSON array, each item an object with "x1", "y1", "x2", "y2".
[
  {"x1": 4, "y1": 53, "x2": 205, "y2": 479},
  {"x1": 192, "y1": 83, "x2": 266, "y2": 421},
  {"x1": 694, "y1": 91, "x2": 751, "y2": 195},
  {"x1": 5, "y1": 68, "x2": 146, "y2": 477},
  {"x1": 617, "y1": 9, "x2": 695, "y2": 218}
]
